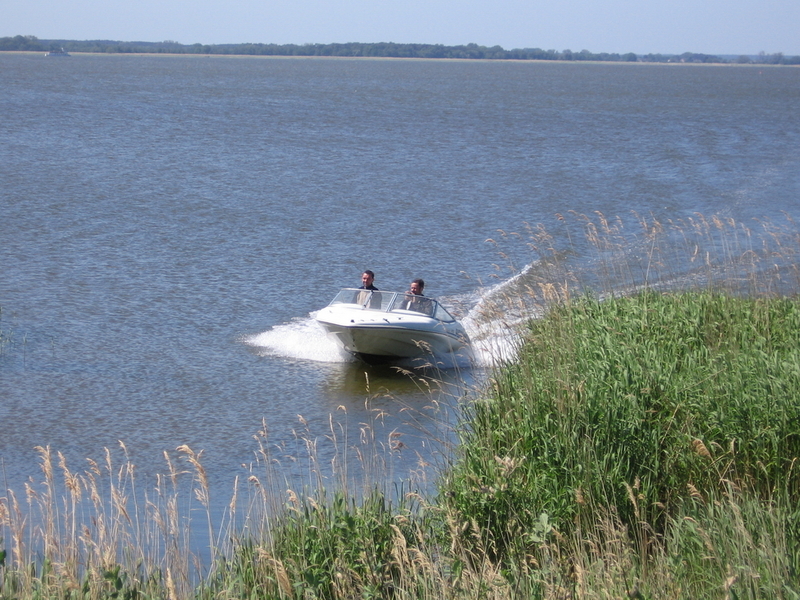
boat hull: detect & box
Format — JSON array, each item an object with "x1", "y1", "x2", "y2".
[{"x1": 316, "y1": 300, "x2": 470, "y2": 362}]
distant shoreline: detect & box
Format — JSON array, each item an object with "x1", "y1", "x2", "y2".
[
  {"x1": 7, "y1": 50, "x2": 799, "y2": 68},
  {"x1": 3, "y1": 36, "x2": 798, "y2": 65}
]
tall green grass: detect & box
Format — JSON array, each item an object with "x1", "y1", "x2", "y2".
[{"x1": 442, "y1": 292, "x2": 800, "y2": 584}]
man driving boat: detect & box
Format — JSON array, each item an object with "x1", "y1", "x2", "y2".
[
  {"x1": 359, "y1": 270, "x2": 378, "y2": 291},
  {"x1": 358, "y1": 270, "x2": 381, "y2": 308}
]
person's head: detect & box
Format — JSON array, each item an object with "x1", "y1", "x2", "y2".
[
  {"x1": 362, "y1": 270, "x2": 375, "y2": 287},
  {"x1": 410, "y1": 278, "x2": 425, "y2": 295}
]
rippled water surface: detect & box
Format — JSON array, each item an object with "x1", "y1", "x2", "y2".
[{"x1": 1, "y1": 54, "x2": 799, "y2": 509}]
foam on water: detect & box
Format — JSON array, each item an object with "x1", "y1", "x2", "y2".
[
  {"x1": 245, "y1": 311, "x2": 355, "y2": 363},
  {"x1": 458, "y1": 264, "x2": 541, "y2": 366}
]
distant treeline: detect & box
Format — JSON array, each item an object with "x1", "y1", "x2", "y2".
[{"x1": 3, "y1": 35, "x2": 799, "y2": 65}]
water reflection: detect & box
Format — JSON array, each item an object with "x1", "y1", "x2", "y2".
[
  {"x1": 319, "y1": 359, "x2": 478, "y2": 399},
  {"x1": 312, "y1": 359, "x2": 480, "y2": 479}
]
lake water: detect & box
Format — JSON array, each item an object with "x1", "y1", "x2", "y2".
[{"x1": 1, "y1": 54, "x2": 799, "y2": 532}]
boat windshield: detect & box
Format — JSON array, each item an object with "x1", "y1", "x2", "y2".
[{"x1": 327, "y1": 288, "x2": 456, "y2": 322}]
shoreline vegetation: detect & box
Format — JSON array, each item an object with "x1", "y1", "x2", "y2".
[
  {"x1": 2, "y1": 35, "x2": 799, "y2": 65},
  {"x1": 2, "y1": 212, "x2": 800, "y2": 598}
]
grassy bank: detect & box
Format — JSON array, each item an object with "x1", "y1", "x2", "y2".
[
  {"x1": 443, "y1": 291, "x2": 800, "y2": 596},
  {"x1": 3, "y1": 214, "x2": 800, "y2": 598}
]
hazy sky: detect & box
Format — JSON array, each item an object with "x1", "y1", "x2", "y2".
[{"x1": 4, "y1": 0, "x2": 799, "y2": 56}]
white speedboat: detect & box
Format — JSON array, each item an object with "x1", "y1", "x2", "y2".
[{"x1": 316, "y1": 288, "x2": 471, "y2": 363}]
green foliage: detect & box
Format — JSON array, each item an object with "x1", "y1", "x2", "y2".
[
  {"x1": 98, "y1": 565, "x2": 142, "y2": 600},
  {"x1": 665, "y1": 489, "x2": 797, "y2": 598},
  {"x1": 212, "y1": 488, "x2": 423, "y2": 600},
  {"x1": 443, "y1": 291, "x2": 800, "y2": 563},
  {"x1": 0, "y1": 35, "x2": 43, "y2": 52}
]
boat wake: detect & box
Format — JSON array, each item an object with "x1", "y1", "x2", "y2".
[{"x1": 459, "y1": 262, "x2": 545, "y2": 366}]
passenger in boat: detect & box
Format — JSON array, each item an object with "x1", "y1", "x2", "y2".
[
  {"x1": 359, "y1": 270, "x2": 378, "y2": 291},
  {"x1": 358, "y1": 270, "x2": 381, "y2": 308},
  {"x1": 400, "y1": 279, "x2": 432, "y2": 314}
]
